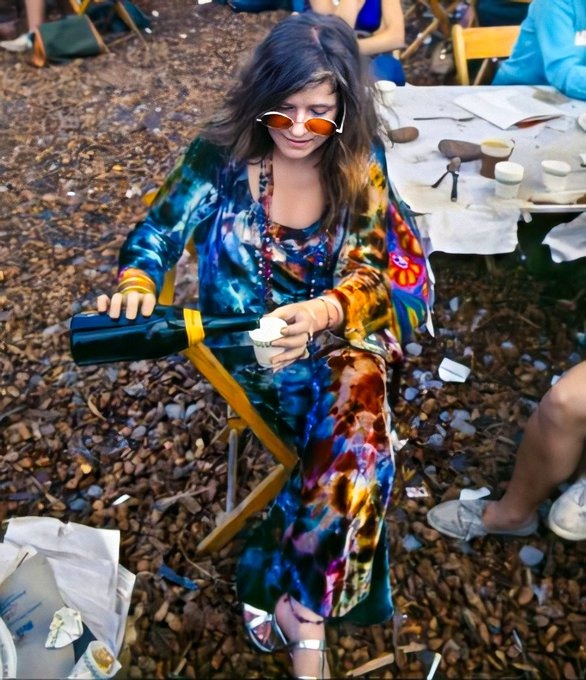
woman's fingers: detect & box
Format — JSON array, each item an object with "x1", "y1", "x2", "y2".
[
  {"x1": 141, "y1": 293, "x2": 157, "y2": 317},
  {"x1": 96, "y1": 294, "x2": 110, "y2": 313},
  {"x1": 98, "y1": 291, "x2": 157, "y2": 319}
]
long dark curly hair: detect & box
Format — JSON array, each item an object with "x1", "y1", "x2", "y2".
[{"x1": 202, "y1": 11, "x2": 379, "y2": 228}]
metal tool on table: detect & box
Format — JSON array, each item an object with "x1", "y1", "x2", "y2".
[
  {"x1": 431, "y1": 156, "x2": 461, "y2": 202},
  {"x1": 414, "y1": 115, "x2": 474, "y2": 122}
]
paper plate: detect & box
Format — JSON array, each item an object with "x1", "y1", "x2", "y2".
[{"x1": 0, "y1": 617, "x2": 17, "y2": 679}]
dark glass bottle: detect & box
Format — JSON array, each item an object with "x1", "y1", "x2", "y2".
[{"x1": 70, "y1": 305, "x2": 261, "y2": 366}]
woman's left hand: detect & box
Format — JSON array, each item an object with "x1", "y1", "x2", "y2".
[{"x1": 265, "y1": 302, "x2": 319, "y2": 371}]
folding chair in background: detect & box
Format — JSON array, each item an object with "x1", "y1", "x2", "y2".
[
  {"x1": 68, "y1": 0, "x2": 148, "y2": 46},
  {"x1": 451, "y1": 23, "x2": 520, "y2": 85}
]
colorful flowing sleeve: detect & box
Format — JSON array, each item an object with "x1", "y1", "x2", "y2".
[
  {"x1": 329, "y1": 141, "x2": 430, "y2": 362},
  {"x1": 117, "y1": 136, "x2": 227, "y2": 295}
]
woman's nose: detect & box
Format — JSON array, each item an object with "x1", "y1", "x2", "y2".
[{"x1": 290, "y1": 118, "x2": 308, "y2": 136}]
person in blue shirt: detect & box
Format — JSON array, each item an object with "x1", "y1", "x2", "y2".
[
  {"x1": 493, "y1": 0, "x2": 586, "y2": 100},
  {"x1": 308, "y1": 0, "x2": 406, "y2": 84}
]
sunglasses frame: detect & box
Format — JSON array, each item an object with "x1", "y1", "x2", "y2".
[{"x1": 256, "y1": 104, "x2": 346, "y2": 137}]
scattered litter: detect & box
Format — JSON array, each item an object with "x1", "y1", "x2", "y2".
[
  {"x1": 426, "y1": 433, "x2": 445, "y2": 448},
  {"x1": 405, "y1": 342, "x2": 422, "y2": 356},
  {"x1": 519, "y1": 545, "x2": 545, "y2": 567},
  {"x1": 460, "y1": 487, "x2": 490, "y2": 501},
  {"x1": 406, "y1": 485, "x2": 429, "y2": 498},
  {"x1": 68, "y1": 640, "x2": 121, "y2": 679},
  {"x1": 404, "y1": 386, "x2": 419, "y2": 401},
  {"x1": 402, "y1": 534, "x2": 423, "y2": 552},
  {"x1": 112, "y1": 494, "x2": 131, "y2": 506},
  {"x1": 157, "y1": 564, "x2": 198, "y2": 591},
  {"x1": 46, "y1": 607, "x2": 84, "y2": 649},
  {"x1": 438, "y1": 358, "x2": 470, "y2": 383},
  {"x1": 448, "y1": 296, "x2": 459, "y2": 311}
]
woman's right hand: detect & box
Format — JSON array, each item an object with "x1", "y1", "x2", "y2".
[{"x1": 96, "y1": 291, "x2": 157, "y2": 319}]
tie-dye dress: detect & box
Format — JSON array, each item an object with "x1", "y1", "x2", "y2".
[{"x1": 117, "y1": 135, "x2": 429, "y2": 624}]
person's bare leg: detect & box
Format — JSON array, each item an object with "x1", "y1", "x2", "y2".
[
  {"x1": 483, "y1": 361, "x2": 586, "y2": 531},
  {"x1": 274, "y1": 594, "x2": 330, "y2": 678},
  {"x1": 25, "y1": 0, "x2": 45, "y2": 32}
]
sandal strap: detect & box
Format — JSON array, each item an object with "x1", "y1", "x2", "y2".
[{"x1": 289, "y1": 639, "x2": 327, "y2": 652}]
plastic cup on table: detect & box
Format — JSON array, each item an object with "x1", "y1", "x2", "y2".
[
  {"x1": 494, "y1": 161, "x2": 524, "y2": 199},
  {"x1": 541, "y1": 160, "x2": 571, "y2": 192}
]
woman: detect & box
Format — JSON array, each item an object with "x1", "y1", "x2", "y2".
[
  {"x1": 97, "y1": 13, "x2": 428, "y2": 678},
  {"x1": 308, "y1": 0, "x2": 406, "y2": 84}
]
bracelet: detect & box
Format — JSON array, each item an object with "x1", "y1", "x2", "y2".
[
  {"x1": 317, "y1": 295, "x2": 338, "y2": 330},
  {"x1": 117, "y1": 268, "x2": 156, "y2": 296}
]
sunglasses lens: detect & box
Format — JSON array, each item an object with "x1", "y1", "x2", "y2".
[
  {"x1": 261, "y1": 113, "x2": 293, "y2": 130},
  {"x1": 305, "y1": 118, "x2": 336, "y2": 136}
]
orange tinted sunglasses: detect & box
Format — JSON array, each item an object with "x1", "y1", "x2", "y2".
[{"x1": 256, "y1": 106, "x2": 345, "y2": 137}]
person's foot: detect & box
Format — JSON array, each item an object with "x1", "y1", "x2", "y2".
[
  {"x1": 274, "y1": 595, "x2": 331, "y2": 679},
  {"x1": 427, "y1": 499, "x2": 538, "y2": 540},
  {"x1": 547, "y1": 477, "x2": 586, "y2": 541},
  {"x1": 0, "y1": 32, "x2": 32, "y2": 52},
  {"x1": 242, "y1": 603, "x2": 283, "y2": 653}
]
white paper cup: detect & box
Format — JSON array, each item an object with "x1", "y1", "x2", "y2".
[
  {"x1": 248, "y1": 316, "x2": 287, "y2": 368},
  {"x1": 494, "y1": 161, "x2": 524, "y2": 199},
  {"x1": 374, "y1": 80, "x2": 397, "y2": 105},
  {"x1": 541, "y1": 160, "x2": 571, "y2": 191}
]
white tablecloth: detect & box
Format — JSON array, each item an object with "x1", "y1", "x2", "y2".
[{"x1": 379, "y1": 85, "x2": 586, "y2": 259}]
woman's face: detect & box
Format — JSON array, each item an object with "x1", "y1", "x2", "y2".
[{"x1": 266, "y1": 81, "x2": 339, "y2": 161}]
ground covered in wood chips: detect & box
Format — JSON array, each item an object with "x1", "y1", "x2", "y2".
[{"x1": 1, "y1": 1, "x2": 585, "y2": 678}]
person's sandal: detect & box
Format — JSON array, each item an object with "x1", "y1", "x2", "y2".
[
  {"x1": 288, "y1": 639, "x2": 331, "y2": 680},
  {"x1": 242, "y1": 603, "x2": 284, "y2": 653},
  {"x1": 272, "y1": 617, "x2": 331, "y2": 679}
]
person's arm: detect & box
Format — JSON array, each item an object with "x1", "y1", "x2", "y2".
[
  {"x1": 116, "y1": 137, "x2": 225, "y2": 296},
  {"x1": 357, "y1": 0, "x2": 405, "y2": 56},
  {"x1": 309, "y1": 0, "x2": 405, "y2": 55},
  {"x1": 97, "y1": 137, "x2": 225, "y2": 319},
  {"x1": 327, "y1": 143, "x2": 429, "y2": 353},
  {"x1": 531, "y1": 0, "x2": 586, "y2": 100}
]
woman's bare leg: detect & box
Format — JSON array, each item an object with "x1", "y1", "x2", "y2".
[
  {"x1": 483, "y1": 361, "x2": 586, "y2": 530},
  {"x1": 25, "y1": 0, "x2": 45, "y2": 31},
  {"x1": 274, "y1": 594, "x2": 330, "y2": 678}
]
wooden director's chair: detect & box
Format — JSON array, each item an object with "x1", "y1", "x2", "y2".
[
  {"x1": 158, "y1": 252, "x2": 298, "y2": 555},
  {"x1": 68, "y1": 0, "x2": 148, "y2": 46},
  {"x1": 452, "y1": 23, "x2": 521, "y2": 85}
]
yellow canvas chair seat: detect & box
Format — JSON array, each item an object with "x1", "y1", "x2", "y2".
[
  {"x1": 68, "y1": 0, "x2": 147, "y2": 46},
  {"x1": 157, "y1": 249, "x2": 298, "y2": 554},
  {"x1": 452, "y1": 23, "x2": 520, "y2": 85}
]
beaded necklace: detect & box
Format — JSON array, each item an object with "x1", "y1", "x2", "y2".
[{"x1": 257, "y1": 154, "x2": 331, "y2": 309}]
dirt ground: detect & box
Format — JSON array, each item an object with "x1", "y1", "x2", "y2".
[{"x1": 0, "y1": 1, "x2": 585, "y2": 679}]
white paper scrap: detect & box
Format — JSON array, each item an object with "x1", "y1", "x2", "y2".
[
  {"x1": 46, "y1": 606, "x2": 84, "y2": 649},
  {"x1": 438, "y1": 358, "x2": 471, "y2": 383},
  {"x1": 460, "y1": 487, "x2": 491, "y2": 501}
]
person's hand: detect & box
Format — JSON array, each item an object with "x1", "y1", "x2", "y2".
[
  {"x1": 266, "y1": 301, "x2": 320, "y2": 371},
  {"x1": 96, "y1": 291, "x2": 157, "y2": 319}
]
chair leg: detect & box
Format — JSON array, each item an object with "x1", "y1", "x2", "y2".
[
  {"x1": 196, "y1": 464, "x2": 290, "y2": 554},
  {"x1": 226, "y1": 427, "x2": 239, "y2": 514},
  {"x1": 113, "y1": 0, "x2": 147, "y2": 46}
]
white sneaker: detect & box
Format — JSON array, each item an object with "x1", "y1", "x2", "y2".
[
  {"x1": 547, "y1": 476, "x2": 586, "y2": 541},
  {"x1": 0, "y1": 32, "x2": 33, "y2": 52}
]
